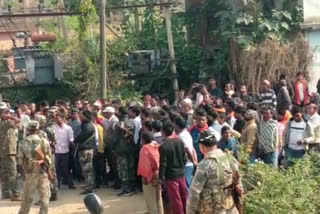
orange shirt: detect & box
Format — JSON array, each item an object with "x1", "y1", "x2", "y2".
[{"x1": 282, "y1": 110, "x2": 292, "y2": 125}]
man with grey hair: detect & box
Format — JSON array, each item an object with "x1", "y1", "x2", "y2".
[
  {"x1": 102, "y1": 106, "x2": 119, "y2": 188},
  {"x1": 181, "y1": 98, "x2": 194, "y2": 128},
  {"x1": 259, "y1": 80, "x2": 277, "y2": 109},
  {"x1": 306, "y1": 103, "x2": 320, "y2": 152}
]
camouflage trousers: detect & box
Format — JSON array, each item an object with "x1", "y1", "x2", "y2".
[
  {"x1": 79, "y1": 149, "x2": 94, "y2": 191},
  {"x1": 50, "y1": 155, "x2": 58, "y2": 195},
  {"x1": 1, "y1": 155, "x2": 19, "y2": 197},
  {"x1": 116, "y1": 154, "x2": 136, "y2": 191},
  {"x1": 18, "y1": 173, "x2": 50, "y2": 214}
]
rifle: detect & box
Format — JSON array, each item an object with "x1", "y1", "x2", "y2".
[
  {"x1": 232, "y1": 171, "x2": 243, "y2": 214},
  {"x1": 34, "y1": 146, "x2": 55, "y2": 181}
]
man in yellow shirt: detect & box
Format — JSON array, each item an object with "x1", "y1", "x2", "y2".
[{"x1": 92, "y1": 113, "x2": 108, "y2": 188}]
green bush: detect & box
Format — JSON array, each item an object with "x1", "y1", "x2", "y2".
[{"x1": 241, "y1": 153, "x2": 320, "y2": 214}]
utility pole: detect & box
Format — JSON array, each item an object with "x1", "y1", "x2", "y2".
[
  {"x1": 134, "y1": 8, "x2": 140, "y2": 35},
  {"x1": 100, "y1": 0, "x2": 107, "y2": 99},
  {"x1": 58, "y1": 0, "x2": 68, "y2": 40},
  {"x1": 24, "y1": 0, "x2": 31, "y2": 46},
  {"x1": 163, "y1": 4, "x2": 179, "y2": 100}
]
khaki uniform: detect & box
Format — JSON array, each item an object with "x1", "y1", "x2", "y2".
[
  {"x1": 240, "y1": 119, "x2": 258, "y2": 155},
  {"x1": 18, "y1": 133, "x2": 52, "y2": 214},
  {"x1": 0, "y1": 120, "x2": 19, "y2": 198},
  {"x1": 39, "y1": 129, "x2": 58, "y2": 196},
  {"x1": 79, "y1": 149, "x2": 95, "y2": 190},
  {"x1": 187, "y1": 149, "x2": 241, "y2": 214}
]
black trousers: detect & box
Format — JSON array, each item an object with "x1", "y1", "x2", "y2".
[
  {"x1": 93, "y1": 152, "x2": 108, "y2": 187},
  {"x1": 72, "y1": 151, "x2": 84, "y2": 181},
  {"x1": 55, "y1": 153, "x2": 74, "y2": 187}
]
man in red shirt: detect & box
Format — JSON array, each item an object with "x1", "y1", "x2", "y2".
[{"x1": 293, "y1": 72, "x2": 309, "y2": 107}]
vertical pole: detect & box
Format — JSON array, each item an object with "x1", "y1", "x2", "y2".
[
  {"x1": 163, "y1": 5, "x2": 179, "y2": 100},
  {"x1": 0, "y1": 0, "x2": 4, "y2": 9},
  {"x1": 59, "y1": 0, "x2": 68, "y2": 40},
  {"x1": 24, "y1": 0, "x2": 31, "y2": 46},
  {"x1": 38, "y1": 1, "x2": 42, "y2": 34},
  {"x1": 134, "y1": 8, "x2": 140, "y2": 35},
  {"x1": 100, "y1": 0, "x2": 107, "y2": 99}
]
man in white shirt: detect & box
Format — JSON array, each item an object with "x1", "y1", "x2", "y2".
[
  {"x1": 306, "y1": 103, "x2": 320, "y2": 151},
  {"x1": 102, "y1": 106, "x2": 119, "y2": 187},
  {"x1": 102, "y1": 106, "x2": 119, "y2": 141},
  {"x1": 174, "y1": 117, "x2": 197, "y2": 188},
  {"x1": 53, "y1": 113, "x2": 75, "y2": 189},
  {"x1": 181, "y1": 98, "x2": 194, "y2": 128},
  {"x1": 283, "y1": 106, "x2": 314, "y2": 167},
  {"x1": 195, "y1": 85, "x2": 208, "y2": 107},
  {"x1": 128, "y1": 106, "x2": 141, "y2": 145},
  {"x1": 210, "y1": 113, "x2": 240, "y2": 140}
]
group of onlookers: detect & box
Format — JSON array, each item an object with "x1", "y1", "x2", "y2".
[{"x1": 1, "y1": 72, "x2": 320, "y2": 214}]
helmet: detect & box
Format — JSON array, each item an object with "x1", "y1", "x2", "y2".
[
  {"x1": 27, "y1": 120, "x2": 40, "y2": 131},
  {"x1": 84, "y1": 193, "x2": 104, "y2": 214},
  {"x1": 35, "y1": 115, "x2": 47, "y2": 125},
  {"x1": 198, "y1": 130, "x2": 217, "y2": 147}
]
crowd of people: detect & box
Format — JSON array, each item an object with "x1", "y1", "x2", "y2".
[{"x1": 1, "y1": 71, "x2": 320, "y2": 214}]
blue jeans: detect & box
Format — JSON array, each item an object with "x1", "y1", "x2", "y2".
[
  {"x1": 285, "y1": 148, "x2": 305, "y2": 167},
  {"x1": 185, "y1": 165, "x2": 194, "y2": 189},
  {"x1": 249, "y1": 154, "x2": 257, "y2": 164},
  {"x1": 260, "y1": 151, "x2": 278, "y2": 167}
]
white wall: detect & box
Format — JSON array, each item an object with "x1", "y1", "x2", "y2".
[
  {"x1": 303, "y1": 0, "x2": 320, "y2": 24},
  {"x1": 305, "y1": 30, "x2": 320, "y2": 92}
]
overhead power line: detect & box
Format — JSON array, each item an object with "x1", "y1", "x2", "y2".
[{"x1": 0, "y1": 2, "x2": 174, "y2": 18}]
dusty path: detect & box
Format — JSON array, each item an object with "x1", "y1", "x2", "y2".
[{"x1": 0, "y1": 185, "x2": 147, "y2": 214}]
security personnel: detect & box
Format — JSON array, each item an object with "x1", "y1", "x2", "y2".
[
  {"x1": 18, "y1": 121, "x2": 52, "y2": 214},
  {"x1": 0, "y1": 102, "x2": 21, "y2": 201},
  {"x1": 187, "y1": 131, "x2": 243, "y2": 214},
  {"x1": 35, "y1": 115, "x2": 58, "y2": 201},
  {"x1": 74, "y1": 110, "x2": 96, "y2": 195},
  {"x1": 112, "y1": 107, "x2": 136, "y2": 196}
]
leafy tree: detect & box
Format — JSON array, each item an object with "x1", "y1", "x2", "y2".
[{"x1": 185, "y1": 0, "x2": 304, "y2": 83}]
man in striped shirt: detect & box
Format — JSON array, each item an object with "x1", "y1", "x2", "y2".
[
  {"x1": 258, "y1": 107, "x2": 279, "y2": 166},
  {"x1": 259, "y1": 80, "x2": 277, "y2": 109}
]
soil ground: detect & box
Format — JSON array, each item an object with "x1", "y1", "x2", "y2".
[{"x1": 0, "y1": 183, "x2": 147, "y2": 214}]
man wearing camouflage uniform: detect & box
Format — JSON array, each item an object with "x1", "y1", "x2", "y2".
[
  {"x1": 187, "y1": 131, "x2": 243, "y2": 214},
  {"x1": 74, "y1": 110, "x2": 96, "y2": 195},
  {"x1": 112, "y1": 106, "x2": 136, "y2": 196},
  {"x1": 35, "y1": 115, "x2": 58, "y2": 201},
  {"x1": 18, "y1": 121, "x2": 52, "y2": 214},
  {"x1": 0, "y1": 102, "x2": 21, "y2": 201}
]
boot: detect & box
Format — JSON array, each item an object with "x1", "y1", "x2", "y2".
[
  {"x1": 50, "y1": 193, "x2": 57, "y2": 201},
  {"x1": 2, "y1": 194, "x2": 11, "y2": 200},
  {"x1": 11, "y1": 196, "x2": 22, "y2": 202}
]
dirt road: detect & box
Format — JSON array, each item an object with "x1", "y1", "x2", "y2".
[{"x1": 0, "y1": 185, "x2": 147, "y2": 214}]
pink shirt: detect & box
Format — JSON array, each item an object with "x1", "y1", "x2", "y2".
[
  {"x1": 53, "y1": 123, "x2": 74, "y2": 154},
  {"x1": 137, "y1": 142, "x2": 160, "y2": 183}
]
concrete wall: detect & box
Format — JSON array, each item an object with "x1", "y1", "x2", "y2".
[
  {"x1": 302, "y1": 0, "x2": 320, "y2": 91},
  {"x1": 303, "y1": 0, "x2": 320, "y2": 25},
  {"x1": 305, "y1": 30, "x2": 320, "y2": 92}
]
